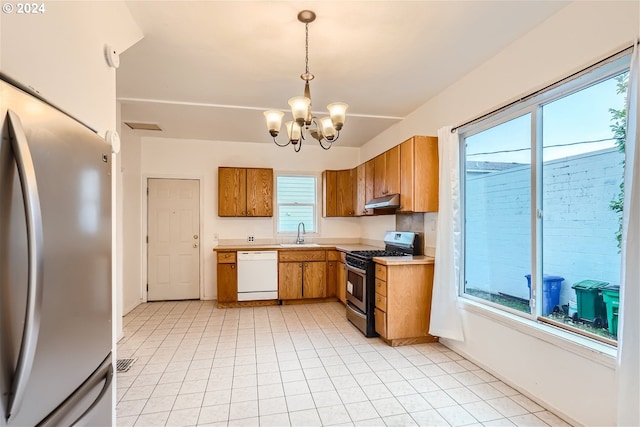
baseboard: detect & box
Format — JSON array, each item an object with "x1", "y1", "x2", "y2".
[{"x1": 123, "y1": 300, "x2": 142, "y2": 316}]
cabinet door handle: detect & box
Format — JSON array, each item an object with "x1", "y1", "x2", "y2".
[{"x1": 231, "y1": 265, "x2": 235, "y2": 269}]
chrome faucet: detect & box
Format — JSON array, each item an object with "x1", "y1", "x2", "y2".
[{"x1": 296, "y1": 222, "x2": 306, "y2": 244}]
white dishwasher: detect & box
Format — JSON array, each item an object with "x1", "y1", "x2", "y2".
[{"x1": 237, "y1": 251, "x2": 278, "y2": 301}]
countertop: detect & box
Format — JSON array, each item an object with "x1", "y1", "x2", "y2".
[
  {"x1": 213, "y1": 245, "x2": 435, "y2": 265},
  {"x1": 213, "y1": 243, "x2": 383, "y2": 252},
  {"x1": 373, "y1": 255, "x2": 435, "y2": 265}
]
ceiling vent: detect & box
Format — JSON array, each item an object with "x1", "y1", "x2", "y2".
[{"x1": 124, "y1": 122, "x2": 162, "y2": 131}]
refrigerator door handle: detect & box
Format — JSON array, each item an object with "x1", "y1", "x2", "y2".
[
  {"x1": 6, "y1": 110, "x2": 45, "y2": 421},
  {"x1": 37, "y1": 354, "x2": 113, "y2": 427}
]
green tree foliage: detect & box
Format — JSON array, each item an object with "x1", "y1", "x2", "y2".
[{"x1": 609, "y1": 72, "x2": 628, "y2": 250}]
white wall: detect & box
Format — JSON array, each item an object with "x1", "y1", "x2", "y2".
[
  {"x1": 129, "y1": 137, "x2": 360, "y2": 301},
  {"x1": 357, "y1": 1, "x2": 638, "y2": 425},
  {"x1": 121, "y1": 125, "x2": 143, "y2": 315},
  {"x1": 0, "y1": 1, "x2": 142, "y2": 135}
]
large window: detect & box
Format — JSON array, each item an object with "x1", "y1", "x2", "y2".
[
  {"x1": 464, "y1": 114, "x2": 532, "y2": 314},
  {"x1": 462, "y1": 52, "x2": 629, "y2": 345},
  {"x1": 276, "y1": 175, "x2": 317, "y2": 233}
]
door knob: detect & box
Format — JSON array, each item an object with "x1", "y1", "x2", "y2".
[{"x1": 193, "y1": 243, "x2": 199, "y2": 248}]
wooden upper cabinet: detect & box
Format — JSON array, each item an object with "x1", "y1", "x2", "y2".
[
  {"x1": 323, "y1": 170, "x2": 338, "y2": 217},
  {"x1": 323, "y1": 169, "x2": 355, "y2": 217},
  {"x1": 374, "y1": 146, "x2": 401, "y2": 197},
  {"x1": 246, "y1": 168, "x2": 273, "y2": 216},
  {"x1": 399, "y1": 136, "x2": 439, "y2": 213},
  {"x1": 365, "y1": 160, "x2": 375, "y2": 213},
  {"x1": 218, "y1": 167, "x2": 246, "y2": 216},
  {"x1": 356, "y1": 164, "x2": 366, "y2": 216},
  {"x1": 356, "y1": 161, "x2": 375, "y2": 216},
  {"x1": 336, "y1": 169, "x2": 355, "y2": 216},
  {"x1": 374, "y1": 153, "x2": 386, "y2": 198},
  {"x1": 386, "y1": 145, "x2": 401, "y2": 195},
  {"x1": 218, "y1": 167, "x2": 273, "y2": 217}
]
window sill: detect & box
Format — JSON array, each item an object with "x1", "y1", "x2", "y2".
[{"x1": 459, "y1": 298, "x2": 617, "y2": 369}]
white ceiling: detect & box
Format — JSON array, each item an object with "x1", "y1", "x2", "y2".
[{"x1": 117, "y1": 1, "x2": 569, "y2": 147}]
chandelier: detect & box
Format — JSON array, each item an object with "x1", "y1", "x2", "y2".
[{"x1": 264, "y1": 10, "x2": 348, "y2": 152}]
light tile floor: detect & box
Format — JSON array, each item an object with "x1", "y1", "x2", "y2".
[{"x1": 116, "y1": 301, "x2": 572, "y2": 427}]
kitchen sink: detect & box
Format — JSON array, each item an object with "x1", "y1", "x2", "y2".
[{"x1": 279, "y1": 243, "x2": 321, "y2": 247}]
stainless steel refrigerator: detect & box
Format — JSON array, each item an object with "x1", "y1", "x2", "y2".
[{"x1": 0, "y1": 76, "x2": 113, "y2": 426}]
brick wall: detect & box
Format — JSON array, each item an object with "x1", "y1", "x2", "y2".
[{"x1": 465, "y1": 148, "x2": 623, "y2": 306}]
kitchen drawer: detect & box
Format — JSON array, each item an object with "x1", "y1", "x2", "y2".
[
  {"x1": 375, "y1": 278, "x2": 387, "y2": 297},
  {"x1": 279, "y1": 250, "x2": 326, "y2": 262},
  {"x1": 327, "y1": 250, "x2": 340, "y2": 261},
  {"x1": 375, "y1": 264, "x2": 387, "y2": 281},
  {"x1": 375, "y1": 292, "x2": 387, "y2": 312},
  {"x1": 374, "y1": 308, "x2": 387, "y2": 338},
  {"x1": 217, "y1": 252, "x2": 236, "y2": 264}
]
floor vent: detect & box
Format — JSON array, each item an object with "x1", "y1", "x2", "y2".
[{"x1": 116, "y1": 358, "x2": 136, "y2": 373}]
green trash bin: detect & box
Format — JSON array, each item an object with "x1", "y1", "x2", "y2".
[
  {"x1": 601, "y1": 285, "x2": 620, "y2": 336},
  {"x1": 571, "y1": 280, "x2": 609, "y2": 328}
]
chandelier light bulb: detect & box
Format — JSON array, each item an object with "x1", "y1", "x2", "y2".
[
  {"x1": 264, "y1": 110, "x2": 284, "y2": 137},
  {"x1": 320, "y1": 117, "x2": 336, "y2": 140},
  {"x1": 288, "y1": 96, "x2": 311, "y2": 126},
  {"x1": 285, "y1": 121, "x2": 302, "y2": 143},
  {"x1": 327, "y1": 102, "x2": 348, "y2": 131}
]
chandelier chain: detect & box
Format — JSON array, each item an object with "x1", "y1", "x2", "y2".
[
  {"x1": 263, "y1": 10, "x2": 347, "y2": 152},
  {"x1": 304, "y1": 23, "x2": 310, "y2": 76}
]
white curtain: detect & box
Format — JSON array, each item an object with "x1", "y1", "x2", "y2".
[
  {"x1": 617, "y1": 42, "x2": 640, "y2": 427},
  {"x1": 429, "y1": 126, "x2": 464, "y2": 341}
]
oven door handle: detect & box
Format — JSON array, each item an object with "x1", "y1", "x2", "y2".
[{"x1": 346, "y1": 263, "x2": 367, "y2": 275}]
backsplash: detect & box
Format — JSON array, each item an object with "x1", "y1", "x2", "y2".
[
  {"x1": 396, "y1": 212, "x2": 435, "y2": 257},
  {"x1": 396, "y1": 212, "x2": 424, "y2": 233}
]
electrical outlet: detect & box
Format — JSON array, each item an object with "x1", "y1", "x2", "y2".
[{"x1": 247, "y1": 236, "x2": 254, "y2": 243}]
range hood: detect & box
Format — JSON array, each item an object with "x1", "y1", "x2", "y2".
[{"x1": 365, "y1": 194, "x2": 400, "y2": 209}]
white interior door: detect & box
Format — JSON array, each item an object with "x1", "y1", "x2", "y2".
[{"x1": 147, "y1": 178, "x2": 200, "y2": 301}]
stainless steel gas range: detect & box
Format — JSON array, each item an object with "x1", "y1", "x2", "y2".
[{"x1": 344, "y1": 231, "x2": 421, "y2": 337}]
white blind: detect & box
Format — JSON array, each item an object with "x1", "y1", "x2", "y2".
[{"x1": 277, "y1": 175, "x2": 316, "y2": 232}]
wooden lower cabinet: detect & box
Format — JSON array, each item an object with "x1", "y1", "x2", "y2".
[
  {"x1": 304, "y1": 262, "x2": 326, "y2": 298},
  {"x1": 217, "y1": 264, "x2": 237, "y2": 303},
  {"x1": 327, "y1": 261, "x2": 337, "y2": 297},
  {"x1": 279, "y1": 262, "x2": 304, "y2": 299},
  {"x1": 374, "y1": 308, "x2": 387, "y2": 339},
  {"x1": 278, "y1": 250, "x2": 327, "y2": 300},
  {"x1": 374, "y1": 262, "x2": 438, "y2": 346},
  {"x1": 337, "y1": 260, "x2": 347, "y2": 304},
  {"x1": 216, "y1": 251, "x2": 237, "y2": 304}
]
